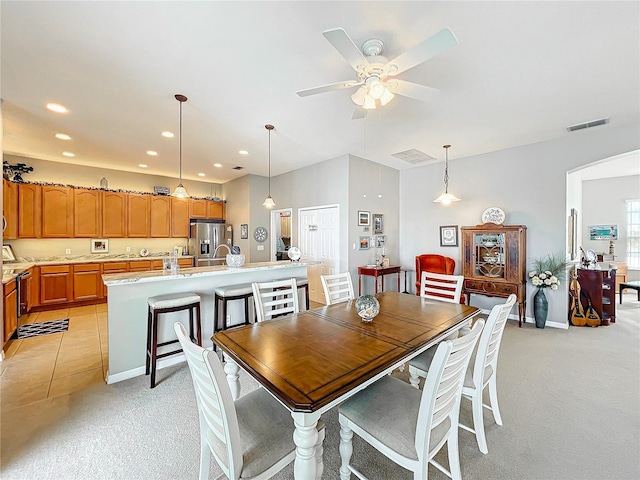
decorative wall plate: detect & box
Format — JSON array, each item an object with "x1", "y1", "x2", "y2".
[
  {"x1": 139, "y1": 248, "x2": 149, "y2": 257},
  {"x1": 287, "y1": 246, "x2": 301, "y2": 261},
  {"x1": 481, "y1": 207, "x2": 506, "y2": 225},
  {"x1": 254, "y1": 226, "x2": 268, "y2": 243}
]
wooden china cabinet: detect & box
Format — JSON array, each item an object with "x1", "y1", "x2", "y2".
[{"x1": 461, "y1": 223, "x2": 527, "y2": 326}]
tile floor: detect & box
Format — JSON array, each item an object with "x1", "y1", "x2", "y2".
[{"x1": 0, "y1": 303, "x2": 108, "y2": 412}]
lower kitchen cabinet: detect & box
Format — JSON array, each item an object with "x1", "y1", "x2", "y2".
[
  {"x1": 73, "y1": 263, "x2": 103, "y2": 301},
  {"x1": 40, "y1": 265, "x2": 73, "y2": 305},
  {"x1": 102, "y1": 262, "x2": 127, "y2": 297},
  {"x1": 3, "y1": 279, "x2": 18, "y2": 346}
]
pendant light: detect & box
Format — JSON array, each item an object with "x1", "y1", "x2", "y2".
[
  {"x1": 171, "y1": 94, "x2": 190, "y2": 198},
  {"x1": 262, "y1": 124, "x2": 276, "y2": 208},
  {"x1": 433, "y1": 144, "x2": 461, "y2": 205}
]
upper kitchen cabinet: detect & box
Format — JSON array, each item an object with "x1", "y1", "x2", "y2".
[
  {"x1": 189, "y1": 198, "x2": 207, "y2": 219},
  {"x1": 3, "y1": 179, "x2": 19, "y2": 239},
  {"x1": 127, "y1": 193, "x2": 150, "y2": 237},
  {"x1": 171, "y1": 197, "x2": 189, "y2": 237},
  {"x1": 102, "y1": 190, "x2": 127, "y2": 237},
  {"x1": 73, "y1": 188, "x2": 101, "y2": 237},
  {"x1": 150, "y1": 195, "x2": 171, "y2": 238},
  {"x1": 41, "y1": 185, "x2": 73, "y2": 238},
  {"x1": 18, "y1": 183, "x2": 41, "y2": 238},
  {"x1": 207, "y1": 200, "x2": 225, "y2": 220}
]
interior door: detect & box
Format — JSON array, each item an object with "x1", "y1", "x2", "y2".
[{"x1": 299, "y1": 205, "x2": 339, "y2": 304}]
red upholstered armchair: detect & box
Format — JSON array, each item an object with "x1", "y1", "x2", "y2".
[{"x1": 414, "y1": 254, "x2": 462, "y2": 296}]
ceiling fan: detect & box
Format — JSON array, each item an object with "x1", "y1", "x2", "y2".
[{"x1": 296, "y1": 27, "x2": 458, "y2": 118}]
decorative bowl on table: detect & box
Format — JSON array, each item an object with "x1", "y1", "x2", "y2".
[
  {"x1": 355, "y1": 295, "x2": 380, "y2": 323},
  {"x1": 226, "y1": 254, "x2": 245, "y2": 268}
]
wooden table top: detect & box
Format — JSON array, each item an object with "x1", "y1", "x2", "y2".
[{"x1": 213, "y1": 291, "x2": 478, "y2": 413}]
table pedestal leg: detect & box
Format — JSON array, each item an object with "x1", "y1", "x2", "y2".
[
  {"x1": 291, "y1": 411, "x2": 321, "y2": 480},
  {"x1": 222, "y1": 354, "x2": 240, "y2": 400}
]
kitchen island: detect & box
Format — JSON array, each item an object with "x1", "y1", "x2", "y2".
[{"x1": 102, "y1": 261, "x2": 313, "y2": 384}]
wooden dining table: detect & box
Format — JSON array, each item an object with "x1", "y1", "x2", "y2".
[{"x1": 212, "y1": 291, "x2": 479, "y2": 479}]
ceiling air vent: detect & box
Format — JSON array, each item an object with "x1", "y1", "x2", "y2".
[
  {"x1": 391, "y1": 149, "x2": 436, "y2": 164},
  {"x1": 566, "y1": 117, "x2": 609, "y2": 132},
  {"x1": 232, "y1": 165, "x2": 244, "y2": 170}
]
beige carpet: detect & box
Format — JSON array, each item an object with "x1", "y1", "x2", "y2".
[{"x1": 2, "y1": 297, "x2": 639, "y2": 479}]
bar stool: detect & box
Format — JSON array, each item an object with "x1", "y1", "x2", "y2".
[
  {"x1": 213, "y1": 283, "x2": 254, "y2": 333},
  {"x1": 146, "y1": 292, "x2": 201, "y2": 388},
  {"x1": 294, "y1": 277, "x2": 310, "y2": 310}
]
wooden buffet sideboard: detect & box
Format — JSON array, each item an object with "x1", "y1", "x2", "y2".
[{"x1": 461, "y1": 223, "x2": 527, "y2": 326}]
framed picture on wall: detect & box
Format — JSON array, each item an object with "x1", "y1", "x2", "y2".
[
  {"x1": 240, "y1": 224, "x2": 248, "y2": 239},
  {"x1": 439, "y1": 225, "x2": 458, "y2": 247},
  {"x1": 358, "y1": 210, "x2": 371, "y2": 226},
  {"x1": 90, "y1": 238, "x2": 109, "y2": 253},
  {"x1": 372, "y1": 214, "x2": 383, "y2": 234},
  {"x1": 359, "y1": 236, "x2": 370, "y2": 250},
  {"x1": 375, "y1": 235, "x2": 386, "y2": 248}
]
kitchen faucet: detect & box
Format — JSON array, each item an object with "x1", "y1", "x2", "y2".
[{"x1": 213, "y1": 244, "x2": 231, "y2": 257}]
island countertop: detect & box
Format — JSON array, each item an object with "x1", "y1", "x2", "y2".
[{"x1": 102, "y1": 260, "x2": 316, "y2": 286}]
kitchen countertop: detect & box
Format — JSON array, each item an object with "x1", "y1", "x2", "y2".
[{"x1": 2, "y1": 254, "x2": 195, "y2": 285}]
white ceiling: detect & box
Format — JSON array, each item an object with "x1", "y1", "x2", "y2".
[{"x1": 2, "y1": 1, "x2": 639, "y2": 184}]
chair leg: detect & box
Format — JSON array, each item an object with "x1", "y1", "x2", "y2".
[
  {"x1": 199, "y1": 433, "x2": 211, "y2": 480},
  {"x1": 446, "y1": 427, "x2": 462, "y2": 480},
  {"x1": 145, "y1": 308, "x2": 152, "y2": 376},
  {"x1": 195, "y1": 303, "x2": 202, "y2": 346},
  {"x1": 150, "y1": 311, "x2": 159, "y2": 389},
  {"x1": 338, "y1": 416, "x2": 354, "y2": 480},
  {"x1": 243, "y1": 296, "x2": 250, "y2": 325},
  {"x1": 488, "y1": 375, "x2": 503, "y2": 425},
  {"x1": 472, "y1": 389, "x2": 488, "y2": 454},
  {"x1": 304, "y1": 284, "x2": 310, "y2": 310},
  {"x1": 408, "y1": 365, "x2": 422, "y2": 389}
]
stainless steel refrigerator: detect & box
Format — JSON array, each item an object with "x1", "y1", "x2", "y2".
[{"x1": 188, "y1": 220, "x2": 233, "y2": 267}]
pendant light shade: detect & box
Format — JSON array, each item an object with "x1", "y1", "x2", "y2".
[
  {"x1": 263, "y1": 124, "x2": 276, "y2": 208},
  {"x1": 171, "y1": 94, "x2": 190, "y2": 198},
  {"x1": 433, "y1": 144, "x2": 461, "y2": 205}
]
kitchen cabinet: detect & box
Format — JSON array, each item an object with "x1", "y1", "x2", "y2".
[
  {"x1": 178, "y1": 258, "x2": 193, "y2": 268},
  {"x1": 3, "y1": 279, "x2": 18, "y2": 346},
  {"x1": 102, "y1": 261, "x2": 127, "y2": 297},
  {"x1": 40, "y1": 264, "x2": 73, "y2": 304},
  {"x1": 18, "y1": 183, "x2": 41, "y2": 238},
  {"x1": 3, "y1": 179, "x2": 19, "y2": 239},
  {"x1": 171, "y1": 197, "x2": 190, "y2": 237},
  {"x1": 72, "y1": 263, "x2": 103, "y2": 301},
  {"x1": 207, "y1": 200, "x2": 225, "y2": 220},
  {"x1": 41, "y1": 185, "x2": 73, "y2": 238},
  {"x1": 127, "y1": 193, "x2": 150, "y2": 237},
  {"x1": 128, "y1": 260, "x2": 153, "y2": 271},
  {"x1": 73, "y1": 188, "x2": 101, "y2": 237},
  {"x1": 461, "y1": 223, "x2": 527, "y2": 326},
  {"x1": 150, "y1": 196, "x2": 171, "y2": 238},
  {"x1": 29, "y1": 267, "x2": 39, "y2": 310},
  {"x1": 189, "y1": 198, "x2": 207, "y2": 219},
  {"x1": 102, "y1": 191, "x2": 127, "y2": 237}
]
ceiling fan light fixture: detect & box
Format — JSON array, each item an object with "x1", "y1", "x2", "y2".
[
  {"x1": 263, "y1": 124, "x2": 276, "y2": 209},
  {"x1": 171, "y1": 93, "x2": 190, "y2": 199},
  {"x1": 433, "y1": 145, "x2": 460, "y2": 205},
  {"x1": 363, "y1": 95, "x2": 377, "y2": 110},
  {"x1": 351, "y1": 86, "x2": 367, "y2": 106},
  {"x1": 379, "y1": 88, "x2": 395, "y2": 106},
  {"x1": 367, "y1": 78, "x2": 385, "y2": 100}
]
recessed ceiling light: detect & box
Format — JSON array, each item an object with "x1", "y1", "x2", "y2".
[
  {"x1": 55, "y1": 133, "x2": 71, "y2": 140},
  {"x1": 62, "y1": 151, "x2": 75, "y2": 157},
  {"x1": 47, "y1": 103, "x2": 68, "y2": 113},
  {"x1": 197, "y1": 173, "x2": 206, "y2": 177},
  {"x1": 238, "y1": 150, "x2": 249, "y2": 155},
  {"x1": 146, "y1": 150, "x2": 158, "y2": 156},
  {"x1": 162, "y1": 131, "x2": 174, "y2": 138},
  {"x1": 214, "y1": 163, "x2": 222, "y2": 168},
  {"x1": 138, "y1": 164, "x2": 148, "y2": 168}
]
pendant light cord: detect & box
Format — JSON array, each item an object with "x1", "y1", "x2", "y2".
[
  {"x1": 443, "y1": 144, "x2": 451, "y2": 193},
  {"x1": 268, "y1": 127, "x2": 271, "y2": 195},
  {"x1": 179, "y1": 100, "x2": 183, "y2": 183}
]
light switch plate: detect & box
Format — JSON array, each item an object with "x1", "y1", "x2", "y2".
[
  {"x1": 257, "y1": 245, "x2": 264, "y2": 251},
  {"x1": 65, "y1": 248, "x2": 71, "y2": 254}
]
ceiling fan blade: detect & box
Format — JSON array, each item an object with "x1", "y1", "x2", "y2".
[
  {"x1": 323, "y1": 28, "x2": 371, "y2": 72},
  {"x1": 296, "y1": 80, "x2": 361, "y2": 97},
  {"x1": 385, "y1": 28, "x2": 458, "y2": 76},
  {"x1": 386, "y1": 79, "x2": 440, "y2": 102},
  {"x1": 352, "y1": 108, "x2": 367, "y2": 120}
]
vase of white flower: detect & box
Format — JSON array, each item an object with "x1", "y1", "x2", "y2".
[{"x1": 528, "y1": 252, "x2": 570, "y2": 329}]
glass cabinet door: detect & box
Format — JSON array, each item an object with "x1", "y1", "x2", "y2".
[{"x1": 474, "y1": 233, "x2": 506, "y2": 278}]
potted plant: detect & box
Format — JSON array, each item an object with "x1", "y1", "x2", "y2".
[{"x1": 528, "y1": 252, "x2": 570, "y2": 328}]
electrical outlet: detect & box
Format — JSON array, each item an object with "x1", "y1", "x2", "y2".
[
  {"x1": 126, "y1": 246, "x2": 131, "y2": 252},
  {"x1": 65, "y1": 248, "x2": 71, "y2": 254},
  {"x1": 257, "y1": 245, "x2": 264, "y2": 251}
]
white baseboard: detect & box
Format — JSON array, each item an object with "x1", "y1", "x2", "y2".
[
  {"x1": 106, "y1": 354, "x2": 187, "y2": 384},
  {"x1": 475, "y1": 308, "x2": 568, "y2": 329}
]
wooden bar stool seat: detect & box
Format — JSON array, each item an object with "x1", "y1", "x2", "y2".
[
  {"x1": 214, "y1": 283, "x2": 254, "y2": 333},
  {"x1": 146, "y1": 292, "x2": 201, "y2": 388}
]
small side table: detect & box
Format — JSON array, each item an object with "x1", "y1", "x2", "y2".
[{"x1": 358, "y1": 265, "x2": 401, "y2": 296}]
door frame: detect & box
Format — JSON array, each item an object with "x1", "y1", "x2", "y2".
[{"x1": 269, "y1": 207, "x2": 293, "y2": 261}]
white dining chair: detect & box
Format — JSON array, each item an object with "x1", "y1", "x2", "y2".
[
  {"x1": 409, "y1": 294, "x2": 516, "y2": 454},
  {"x1": 338, "y1": 319, "x2": 484, "y2": 480},
  {"x1": 252, "y1": 278, "x2": 299, "y2": 322},
  {"x1": 420, "y1": 271, "x2": 469, "y2": 340},
  {"x1": 174, "y1": 322, "x2": 325, "y2": 480},
  {"x1": 320, "y1": 272, "x2": 355, "y2": 305}
]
